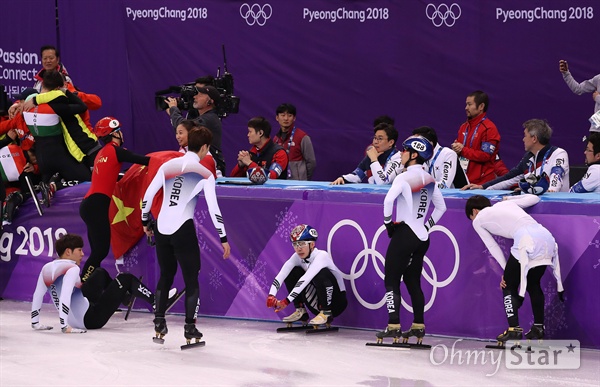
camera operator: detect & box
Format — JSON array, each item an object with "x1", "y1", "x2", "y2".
[{"x1": 165, "y1": 82, "x2": 225, "y2": 176}]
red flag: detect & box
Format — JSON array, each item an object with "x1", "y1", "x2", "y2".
[{"x1": 109, "y1": 150, "x2": 181, "y2": 258}]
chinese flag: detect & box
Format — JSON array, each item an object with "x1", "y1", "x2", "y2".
[{"x1": 109, "y1": 150, "x2": 182, "y2": 258}]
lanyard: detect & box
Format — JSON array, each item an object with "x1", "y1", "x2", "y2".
[
  {"x1": 380, "y1": 148, "x2": 398, "y2": 167},
  {"x1": 529, "y1": 147, "x2": 552, "y2": 175},
  {"x1": 462, "y1": 116, "x2": 487, "y2": 148},
  {"x1": 282, "y1": 126, "x2": 297, "y2": 153},
  {"x1": 428, "y1": 147, "x2": 443, "y2": 175}
]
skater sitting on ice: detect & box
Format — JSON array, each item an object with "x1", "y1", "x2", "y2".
[
  {"x1": 30, "y1": 233, "x2": 155, "y2": 333},
  {"x1": 465, "y1": 194, "x2": 564, "y2": 345},
  {"x1": 266, "y1": 224, "x2": 347, "y2": 327}
]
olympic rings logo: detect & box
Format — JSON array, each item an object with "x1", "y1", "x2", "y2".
[
  {"x1": 426, "y1": 3, "x2": 462, "y2": 27},
  {"x1": 327, "y1": 219, "x2": 460, "y2": 311},
  {"x1": 240, "y1": 3, "x2": 273, "y2": 26}
]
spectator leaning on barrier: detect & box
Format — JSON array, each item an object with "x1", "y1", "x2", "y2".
[
  {"x1": 231, "y1": 116, "x2": 288, "y2": 183},
  {"x1": 570, "y1": 132, "x2": 600, "y2": 193},
  {"x1": 273, "y1": 103, "x2": 316, "y2": 180},
  {"x1": 331, "y1": 123, "x2": 402, "y2": 185},
  {"x1": 463, "y1": 119, "x2": 570, "y2": 194},
  {"x1": 451, "y1": 90, "x2": 502, "y2": 185},
  {"x1": 559, "y1": 60, "x2": 600, "y2": 132}
]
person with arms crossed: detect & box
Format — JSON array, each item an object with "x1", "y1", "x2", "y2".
[
  {"x1": 267, "y1": 224, "x2": 347, "y2": 327},
  {"x1": 142, "y1": 125, "x2": 230, "y2": 345},
  {"x1": 465, "y1": 194, "x2": 564, "y2": 345},
  {"x1": 31, "y1": 234, "x2": 155, "y2": 333},
  {"x1": 376, "y1": 135, "x2": 446, "y2": 345}
]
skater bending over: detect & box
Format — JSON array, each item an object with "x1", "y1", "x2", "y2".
[
  {"x1": 267, "y1": 224, "x2": 347, "y2": 327},
  {"x1": 30, "y1": 234, "x2": 155, "y2": 333},
  {"x1": 465, "y1": 194, "x2": 564, "y2": 344},
  {"x1": 378, "y1": 135, "x2": 446, "y2": 344},
  {"x1": 142, "y1": 125, "x2": 230, "y2": 345}
]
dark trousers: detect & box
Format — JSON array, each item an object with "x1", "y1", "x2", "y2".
[
  {"x1": 284, "y1": 266, "x2": 348, "y2": 317},
  {"x1": 79, "y1": 194, "x2": 111, "y2": 282},
  {"x1": 154, "y1": 219, "x2": 201, "y2": 324},
  {"x1": 384, "y1": 222, "x2": 430, "y2": 325},
  {"x1": 503, "y1": 255, "x2": 547, "y2": 327}
]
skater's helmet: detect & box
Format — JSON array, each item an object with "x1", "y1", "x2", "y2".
[
  {"x1": 402, "y1": 135, "x2": 434, "y2": 162},
  {"x1": 289, "y1": 224, "x2": 318, "y2": 243},
  {"x1": 94, "y1": 117, "x2": 121, "y2": 137}
]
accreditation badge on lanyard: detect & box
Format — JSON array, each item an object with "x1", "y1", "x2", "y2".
[
  {"x1": 459, "y1": 155, "x2": 469, "y2": 174},
  {"x1": 458, "y1": 117, "x2": 486, "y2": 176}
]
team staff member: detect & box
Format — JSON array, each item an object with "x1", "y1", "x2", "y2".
[
  {"x1": 465, "y1": 194, "x2": 564, "y2": 343},
  {"x1": 79, "y1": 117, "x2": 151, "y2": 282},
  {"x1": 377, "y1": 136, "x2": 446, "y2": 344},
  {"x1": 267, "y1": 224, "x2": 347, "y2": 326},
  {"x1": 331, "y1": 123, "x2": 402, "y2": 185},
  {"x1": 31, "y1": 234, "x2": 155, "y2": 333},
  {"x1": 273, "y1": 103, "x2": 317, "y2": 180},
  {"x1": 451, "y1": 90, "x2": 502, "y2": 185},
  {"x1": 142, "y1": 125, "x2": 230, "y2": 343},
  {"x1": 570, "y1": 132, "x2": 600, "y2": 193},
  {"x1": 464, "y1": 119, "x2": 570, "y2": 194},
  {"x1": 231, "y1": 117, "x2": 288, "y2": 182}
]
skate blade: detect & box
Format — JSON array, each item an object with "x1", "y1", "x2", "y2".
[
  {"x1": 180, "y1": 341, "x2": 206, "y2": 350},
  {"x1": 366, "y1": 342, "x2": 410, "y2": 349},
  {"x1": 306, "y1": 326, "x2": 339, "y2": 334},
  {"x1": 276, "y1": 325, "x2": 310, "y2": 333},
  {"x1": 152, "y1": 337, "x2": 165, "y2": 345},
  {"x1": 405, "y1": 343, "x2": 431, "y2": 349}
]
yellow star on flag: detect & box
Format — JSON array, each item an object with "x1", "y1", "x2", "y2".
[{"x1": 112, "y1": 195, "x2": 135, "y2": 225}]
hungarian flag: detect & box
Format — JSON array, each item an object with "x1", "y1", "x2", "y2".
[
  {"x1": 0, "y1": 144, "x2": 27, "y2": 182},
  {"x1": 109, "y1": 150, "x2": 182, "y2": 258}
]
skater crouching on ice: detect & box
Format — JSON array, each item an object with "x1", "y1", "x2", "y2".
[
  {"x1": 465, "y1": 194, "x2": 564, "y2": 345},
  {"x1": 30, "y1": 233, "x2": 155, "y2": 333},
  {"x1": 267, "y1": 224, "x2": 347, "y2": 327},
  {"x1": 142, "y1": 125, "x2": 230, "y2": 346},
  {"x1": 377, "y1": 135, "x2": 446, "y2": 345}
]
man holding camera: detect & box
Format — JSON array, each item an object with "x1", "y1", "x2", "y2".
[{"x1": 166, "y1": 81, "x2": 225, "y2": 176}]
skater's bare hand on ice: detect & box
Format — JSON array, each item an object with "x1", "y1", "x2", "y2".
[
  {"x1": 500, "y1": 276, "x2": 506, "y2": 289},
  {"x1": 221, "y1": 242, "x2": 230, "y2": 259}
]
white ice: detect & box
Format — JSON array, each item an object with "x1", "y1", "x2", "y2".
[{"x1": 1, "y1": 300, "x2": 598, "y2": 386}]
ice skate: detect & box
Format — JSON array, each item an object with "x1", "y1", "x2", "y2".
[
  {"x1": 152, "y1": 317, "x2": 168, "y2": 344},
  {"x1": 486, "y1": 327, "x2": 523, "y2": 349},
  {"x1": 282, "y1": 307, "x2": 309, "y2": 327},
  {"x1": 375, "y1": 324, "x2": 402, "y2": 344},
  {"x1": 525, "y1": 324, "x2": 544, "y2": 341},
  {"x1": 402, "y1": 323, "x2": 426, "y2": 345},
  {"x1": 181, "y1": 323, "x2": 205, "y2": 350},
  {"x1": 37, "y1": 181, "x2": 53, "y2": 208},
  {"x1": 306, "y1": 311, "x2": 339, "y2": 334}
]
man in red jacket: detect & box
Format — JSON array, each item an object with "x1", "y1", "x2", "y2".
[{"x1": 451, "y1": 90, "x2": 502, "y2": 185}]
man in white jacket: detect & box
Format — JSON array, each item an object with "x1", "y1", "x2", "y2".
[{"x1": 465, "y1": 194, "x2": 564, "y2": 344}]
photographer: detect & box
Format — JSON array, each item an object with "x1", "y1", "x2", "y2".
[{"x1": 166, "y1": 82, "x2": 225, "y2": 176}]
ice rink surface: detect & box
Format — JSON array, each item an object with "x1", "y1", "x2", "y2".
[{"x1": 1, "y1": 300, "x2": 598, "y2": 387}]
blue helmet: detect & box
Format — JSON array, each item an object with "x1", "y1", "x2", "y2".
[
  {"x1": 402, "y1": 135, "x2": 434, "y2": 161},
  {"x1": 289, "y1": 224, "x2": 318, "y2": 242},
  {"x1": 519, "y1": 172, "x2": 550, "y2": 195}
]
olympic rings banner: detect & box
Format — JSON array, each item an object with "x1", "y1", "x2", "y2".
[
  {"x1": 0, "y1": 181, "x2": 598, "y2": 348},
  {"x1": 0, "y1": 0, "x2": 598, "y2": 181}
]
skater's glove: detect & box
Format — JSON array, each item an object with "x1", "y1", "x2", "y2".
[
  {"x1": 266, "y1": 295, "x2": 278, "y2": 309},
  {"x1": 31, "y1": 322, "x2": 53, "y2": 331},
  {"x1": 274, "y1": 299, "x2": 289, "y2": 312},
  {"x1": 385, "y1": 222, "x2": 397, "y2": 238},
  {"x1": 61, "y1": 326, "x2": 87, "y2": 334},
  {"x1": 558, "y1": 291, "x2": 565, "y2": 303}
]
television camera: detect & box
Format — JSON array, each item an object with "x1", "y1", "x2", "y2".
[{"x1": 155, "y1": 46, "x2": 240, "y2": 118}]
